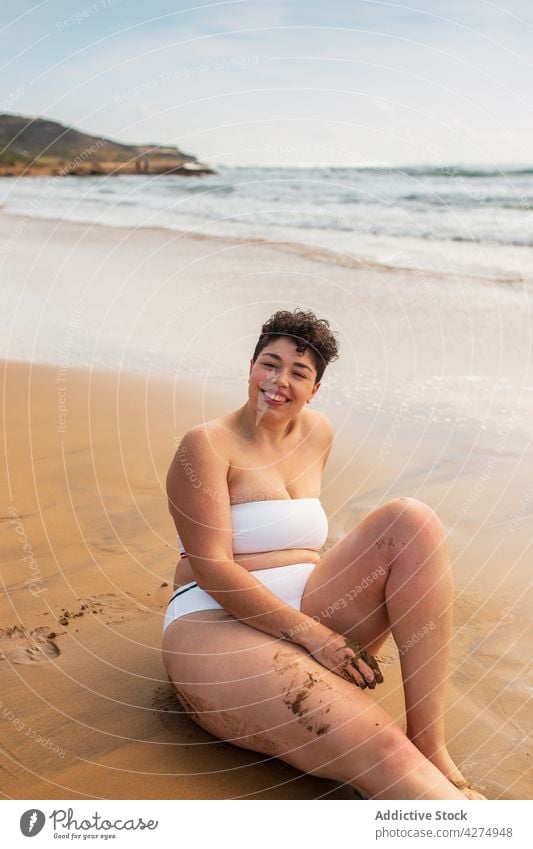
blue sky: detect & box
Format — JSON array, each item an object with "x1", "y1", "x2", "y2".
[{"x1": 1, "y1": 0, "x2": 532, "y2": 165}]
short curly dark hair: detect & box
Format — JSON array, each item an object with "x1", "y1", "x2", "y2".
[{"x1": 252, "y1": 309, "x2": 339, "y2": 383}]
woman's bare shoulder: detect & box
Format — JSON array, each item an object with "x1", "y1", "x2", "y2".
[
  {"x1": 302, "y1": 407, "x2": 335, "y2": 443},
  {"x1": 177, "y1": 418, "x2": 230, "y2": 456},
  {"x1": 167, "y1": 420, "x2": 231, "y2": 514},
  {"x1": 174, "y1": 416, "x2": 240, "y2": 472},
  {"x1": 299, "y1": 409, "x2": 334, "y2": 471}
]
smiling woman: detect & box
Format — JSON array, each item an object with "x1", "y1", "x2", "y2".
[
  {"x1": 249, "y1": 309, "x2": 337, "y2": 420},
  {"x1": 162, "y1": 308, "x2": 486, "y2": 800}
]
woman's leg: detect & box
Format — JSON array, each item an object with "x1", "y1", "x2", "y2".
[
  {"x1": 162, "y1": 609, "x2": 467, "y2": 799},
  {"x1": 301, "y1": 497, "x2": 468, "y2": 787}
]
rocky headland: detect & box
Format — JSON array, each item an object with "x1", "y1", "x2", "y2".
[{"x1": 0, "y1": 114, "x2": 214, "y2": 177}]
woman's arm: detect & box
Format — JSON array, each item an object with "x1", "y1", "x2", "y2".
[{"x1": 166, "y1": 426, "x2": 381, "y2": 689}]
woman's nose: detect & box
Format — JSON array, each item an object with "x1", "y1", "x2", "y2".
[{"x1": 273, "y1": 369, "x2": 289, "y2": 386}]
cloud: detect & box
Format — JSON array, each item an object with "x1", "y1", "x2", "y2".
[
  {"x1": 203, "y1": 0, "x2": 289, "y2": 31},
  {"x1": 3, "y1": 0, "x2": 532, "y2": 166}
]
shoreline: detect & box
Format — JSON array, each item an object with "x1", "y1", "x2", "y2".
[
  {"x1": 1, "y1": 206, "x2": 528, "y2": 287},
  {"x1": 2, "y1": 210, "x2": 530, "y2": 438}
]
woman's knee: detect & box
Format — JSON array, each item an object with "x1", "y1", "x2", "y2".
[{"x1": 376, "y1": 497, "x2": 445, "y2": 548}]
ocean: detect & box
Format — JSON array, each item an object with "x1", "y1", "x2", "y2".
[
  {"x1": 1, "y1": 164, "x2": 533, "y2": 438},
  {"x1": 1, "y1": 164, "x2": 532, "y2": 280}
]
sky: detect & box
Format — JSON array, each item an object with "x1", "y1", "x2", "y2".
[{"x1": 1, "y1": 0, "x2": 532, "y2": 166}]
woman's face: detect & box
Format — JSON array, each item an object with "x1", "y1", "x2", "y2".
[{"x1": 248, "y1": 336, "x2": 321, "y2": 419}]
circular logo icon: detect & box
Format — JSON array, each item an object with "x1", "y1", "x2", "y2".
[{"x1": 20, "y1": 809, "x2": 46, "y2": 837}]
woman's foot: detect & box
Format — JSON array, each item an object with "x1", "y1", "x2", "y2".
[
  {"x1": 408, "y1": 733, "x2": 487, "y2": 799},
  {"x1": 449, "y1": 778, "x2": 487, "y2": 800}
]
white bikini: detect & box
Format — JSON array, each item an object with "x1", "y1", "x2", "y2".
[{"x1": 163, "y1": 498, "x2": 328, "y2": 631}]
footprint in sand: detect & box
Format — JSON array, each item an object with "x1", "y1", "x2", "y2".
[
  {"x1": 59, "y1": 593, "x2": 149, "y2": 627},
  {"x1": 0, "y1": 625, "x2": 62, "y2": 665}
]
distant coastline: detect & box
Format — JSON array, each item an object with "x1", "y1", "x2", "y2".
[{"x1": 0, "y1": 113, "x2": 214, "y2": 177}]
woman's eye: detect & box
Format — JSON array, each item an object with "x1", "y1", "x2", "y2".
[{"x1": 260, "y1": 362, "x2": 307, "y2": 379}]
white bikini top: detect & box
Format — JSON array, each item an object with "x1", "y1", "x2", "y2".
[{"x1": 177, "y1": 497, "x2": 328, "y2": 556}]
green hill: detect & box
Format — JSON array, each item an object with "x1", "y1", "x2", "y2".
[{"x1": 0, "y1": 114, "x2": 213, "y2": 176}]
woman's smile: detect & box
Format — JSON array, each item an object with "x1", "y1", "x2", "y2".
[
  {"x1": 248, "y1": 337, "x2": 320, "y2": 421},
  {"x1": 261, "y1": 388, "x2": 290, "y2": 405}
]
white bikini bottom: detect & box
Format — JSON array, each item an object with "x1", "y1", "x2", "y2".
[{"x1": 163, "y1": 562, "x2": 316, "y2": 632}]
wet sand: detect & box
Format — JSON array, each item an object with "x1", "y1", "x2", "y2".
[
  {"x1": 1, "y1": 206, "x2": 531, "y2": 800},
  {"x1": 1, "y1": 358, "x2": 531, "y2": 799}
]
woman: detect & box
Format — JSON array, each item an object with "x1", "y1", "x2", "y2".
[{"x1": 162, "y1": 309, "x2": 486, "y2": 800}]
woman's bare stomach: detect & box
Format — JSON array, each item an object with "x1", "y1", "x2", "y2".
[{"x1": 172, "y1": 548, "x2": 321, "y2": 591}]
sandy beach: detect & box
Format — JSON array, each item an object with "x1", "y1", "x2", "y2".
[{"x1": 1, "y1": 213, "x2": 531, "y2": 800}]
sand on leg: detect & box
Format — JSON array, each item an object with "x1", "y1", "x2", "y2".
[{"x1": 162, "y1": 609, "x2": 467, "y2": 800}]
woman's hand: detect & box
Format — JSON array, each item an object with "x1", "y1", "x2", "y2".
[{"x1": 304, "y1": 630, "x2": 384, "y2": 689}]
